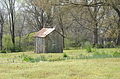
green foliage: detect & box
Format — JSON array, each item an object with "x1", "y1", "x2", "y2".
[
  {"x1": 20, "y1": 54, "x2": 64, "y2": 62},
  {"x1": 20, "y1": 53, "x2": 69, "y2": 63},
  {"x1": 64, "y1": 39, "x2": 73, "y2": 50},
  {"x1": 10, "y1": 46, "x2": 23, "y2": 52},
  {"x1": 20, "y1": 51, "x2": 120, "y2": 63},
  {"x1": 3, "y1": 35, "x2": 13, "y2": 52},
  {"x1": 71, "y1": 41, "x2": 81, "y2": 47},
  {"x1": 20, "y1": 54, "x2": 47, "y2": 63},
  {"x1": 21, "y1": 33, "x2": 35, "y2": 51},
  {"x1": 1, "y1": 49, "x2": 120, "y2": 63},
  {"x1": 20, "y1": 54, "x2": 35, "y2": 63},
  {"x1": 78, "y1": 51, "x2": 120, "y2": 59},
  {"x1": 95, "y1": 44, "x2": 104, "y2": 48},
  {"x1": 2, "y1": 33, "x2": 35, "y2": 52},
  {"x1": 104, "y1": 42, "x2": 115, "y2": 48},
  {"x1": 1, "y1": 57, "x2": 120, "y2": 79},
  {"x1": 63, "y1": 53, "x2": 68, "y2": 58},
  {"x1": 0, "y1": 50, "x2": 7, "y2": 53},
  {"x1": 36, "y1": 56, "x2": 47, "y2": 61},
  {"x1": 84, "y1": 41, "x2": 92, "y2": 53},
  {"x1": 47, "y1": 57, "x2": 63, "y2": 61},
  {"x1": 3, "y1": 35, "x2": 23, "y2": 52},
  {"x1": 113, "y1": 51, "x2": 120, "y2": 57}
]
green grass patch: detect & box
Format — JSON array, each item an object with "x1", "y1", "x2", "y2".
[
  {"x1": 0, "y1": 48, "x2": 120, "y2": 79},
  {"x1": 15, "y1": 49, "x2": 120, "y2": 63}
]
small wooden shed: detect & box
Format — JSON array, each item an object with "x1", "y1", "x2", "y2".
[{"x1": 35, "y1": 28, "x2": 63, "y2": 53}]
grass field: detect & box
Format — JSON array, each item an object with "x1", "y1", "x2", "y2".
[{"x1": 0, "y1": 48, "x2": 120, "y2": 79}]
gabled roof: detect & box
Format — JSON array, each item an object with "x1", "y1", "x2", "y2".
[{"x1": 35, "y1": 28, "x2": 55, "y2": 37}]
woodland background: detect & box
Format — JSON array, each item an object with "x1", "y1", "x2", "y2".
[{"x1": 0, "y1": 0, "x2": 120, "y2": 52}]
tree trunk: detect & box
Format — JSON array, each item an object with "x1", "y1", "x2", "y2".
[
  {"x1": 8, "y1": 0, "x2": 15, "y2": 47},
  {"x1": 61, "y1": 27, "x2": 65, "y2": 48},
  {"x1": 0, "y1": 12, "x2": 4, "y2": 50},
  {"x1": 41, "y1": 9, "x2": 44, "y2": 28},
  {"x1": 93, "y1": 0, "x2": 98, "y2": 46},
  {"x1": 58, "y1": 14, "x2": 65, "y2": 48},
  {"x1": 11, "y1": 10, "x2": 15, "y2": 47},
  {"x1": 93, "y1": 26, "x2": 98, "y2": 46},
  {"x1": 0, "y1": 24, "x2": 3, "y2": 50}
]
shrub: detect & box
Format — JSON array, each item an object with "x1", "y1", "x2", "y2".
[
  {"x1": 86, "y1": 46, "x2": 92, "y2": 53},
  {"x1": 95, "y1": 44, "x2": 104, "y2": 48},
  {"x1": 63, "y1": 53, "x2": 68, "y2": 58},
  {"x1": 20, "y1": 54, "x2": 47, "y2": 63},
  {"x1": 104, "y1": 42, "x2": 115, "y2": 48},
  {"x1": 20, "y1": 54, "x2": 35, "y2": 62},
  {"x1": 3, "y1": 35, "x2": 23, "y2": 52},
  {"x1": 64, "y1": 39, "x2": 73, "y2": 50},
  {"x1": 0, "y1": 50, "x2": 7, "y2": 53},
  {"x1": 3, "y1": 35, "x2": 13, "y2": 51},
  {"x1": 9, "y1": 46, "x2": 23, "y2": 52},
  {"x1": 23, "y1": 56, "x2": 35, "y2": 62},
  {"x1": 3, "y1": 33, "x2": 35, "y2": 52},
  {"x1": 22, "y1": 33, "x2": 35, "y2": 51},
  {"x1": 113, "y1": 51, "x2": 120, "y2": 57},
  {"x1": 84, "y1": 42, "x2": 92, "y2": 53}
]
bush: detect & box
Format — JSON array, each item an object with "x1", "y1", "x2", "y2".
[
  {"x1": 84, "y1": 42, "x2": 92, "y2": 53},
  {"x1": 104, "y1": 42, "x2": 115, "y2": 48},
  {"x1": 63, "y1": 53, "x2": 68, "y2": 58},
  {"x1": 64, "y1": 39, "x2": 73, "y2": 50},
  {"x1": 113, "y1": 51, "x2": 120, "y2": 57},
  {"x1": 20, "y1": 54, "x2": 35, "y2": 62},
  {"x1": 3, "y1": 35, "x2": 13, "y2": 51},
  {"x1": 3, "y1": 33, "x2": 35, "y2": 52},
  {"x1": 95, "y1": 44, "x2": 104, "y2": 48},
  {"x1": 86, "y1": 46, "x2": 92, "y2": 53},
  {"x1": 10, "y1": 46, "x2": 23, "y2": 52},
  {"x1": 0, "y1": 50, "x2": 7, "y2": 53},
  {"x1": 20, "y1": 54, "x2": 47, "y2": 63},
  {"x1": 22, "y1": 33, "x2": 35, "y2": 51}
]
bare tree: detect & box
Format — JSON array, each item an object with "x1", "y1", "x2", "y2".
[
  {"x1": 2, "y1": 0, "x2": 16, "y2": 47},
  {"x1": 84, "y1": 0, "x2": 120, "y2": 45},
  {"x1": 8, "y1": 0, "x2": 16, "y2": 47},
  {"x1": 0, "y1": 10, "x2": 4, "y2": 50},
  {"x1": 24, "y1": 0, "x2": 54, "y2": 31},
  {"x1": 111, "y1": 4, "x2": 120, "y2": 45}
]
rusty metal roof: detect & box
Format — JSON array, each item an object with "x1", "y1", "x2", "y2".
[{"x1": 35, "y1": 28, "x2": 55, "y2": 37}]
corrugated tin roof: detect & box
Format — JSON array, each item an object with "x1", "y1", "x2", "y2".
[{"x1": 35, "y1": 28, "x2": 55, "y2": 37}]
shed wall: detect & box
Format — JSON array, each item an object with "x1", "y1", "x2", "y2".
[
  {"x1": 45, "y1": 31, "x2": 63, "y2": 53},
  {"x1": 35, "y1": 31, "x2": 63, "y2": 53},
  {"x1": 35, "y1": 37, "x2": 46, "y2": 53}
]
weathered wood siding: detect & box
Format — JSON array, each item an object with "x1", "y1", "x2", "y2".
[
  {"x1": 45, "y1": 31, "x2": 63, "y2": 53},
  {"x1": 35, "y1": 30, "x2": 63, "y2": 53},
  {"x1": 35, "y1": 37, "x2": 46, "y2": 53}
]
